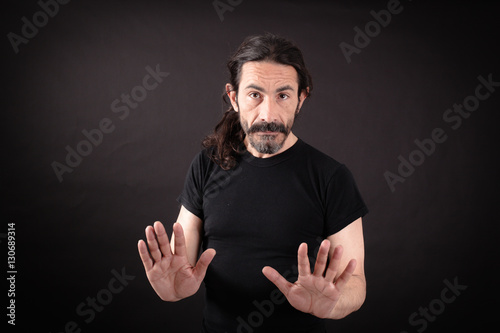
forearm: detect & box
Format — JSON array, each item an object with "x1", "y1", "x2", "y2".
[{"x1": 328, "y1": 275, "x2": 366, "y2": 319}]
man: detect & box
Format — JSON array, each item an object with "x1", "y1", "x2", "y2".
[{"x1": 138, "y1": 33, "x2": 368, "y2": 332}]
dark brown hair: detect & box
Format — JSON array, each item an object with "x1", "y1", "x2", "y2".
[{"x1": 202, "y1": 32, "x2": 313, "y2": 169}]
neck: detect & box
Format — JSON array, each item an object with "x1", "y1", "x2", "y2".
[{"x1": 244, "y1": 132, "x2": 298, "y2": 158}]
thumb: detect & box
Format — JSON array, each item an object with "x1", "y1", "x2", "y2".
[
  {"x1": 262, "y1": 266, "x2": 292, "y2": 297},
  {"x1": 193, "y1": 248, "x2": 216, "y2": 281}
]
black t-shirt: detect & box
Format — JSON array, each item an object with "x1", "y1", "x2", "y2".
[{"x1": 177, "y1": 138, "x2": 368, "y2": 333}]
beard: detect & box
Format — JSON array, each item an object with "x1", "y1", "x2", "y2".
[
  {"x1": 239, "y1": 102, "x2": 299, "y2": 155},
  {"x1": 242, "y1": 120, "x2": 291, "y2": 154}
]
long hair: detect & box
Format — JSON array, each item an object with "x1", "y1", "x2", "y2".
[{"x1": 202, "y1": 33, "x2": 313, "y2": 170}]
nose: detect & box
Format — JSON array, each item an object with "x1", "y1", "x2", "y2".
[{"x1": 258, "y1": 97, "x2": 279, "y2": 123}]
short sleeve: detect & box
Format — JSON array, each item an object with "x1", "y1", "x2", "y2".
[
  {"x1": 176, "y1": 152, "x2": 206, "y2": 219},
  {"x1": 324, "y1": 164, "x2": 368, "y2": 236}
]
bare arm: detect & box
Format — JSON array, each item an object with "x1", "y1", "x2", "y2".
[
  {"x1": 171, "y1": 205, "x2": 204, "y2": 267},
  {"x1": 326, "y1": 217, "x2": 366, "y2": 319}
]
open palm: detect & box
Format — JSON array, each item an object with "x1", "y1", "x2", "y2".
[
  {"x1": 262, "y1": 241, "x2": 356, "y2": 319},
  {"x1": 138, "y1": 222, "x2": 216, "y2": 302}
]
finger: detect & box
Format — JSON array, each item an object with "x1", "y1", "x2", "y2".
[
  {"x1": 297, "y1": 243, "x2": 311, "y2": 277},
  {"x1": 173, "y1": 222, "x2": 187, "y2": 258},
  {"x1": 262, "y1": 266, "x2": 293, "y2": 297},
  {"x1": 145, "y1": 224, "x2": 162, "y2": 262},
  {"x1": 153, "y1": 221, "x2": 172, "y2": 259},
  {"x1": 137, "y1": 239, "x2": 153, "y2": 271},
  {"x1": 334, "y1": 259, "x2": 357, "y2": 291},
  {"x1": 325, "y1": 245, "x2": 344, "y2": 282},
  {"x1": 312, "y1": 240, "x2": 330, "y2": 277},
  {"x1": 193, "y1": 249, "x2": 216, "y2": 281}
]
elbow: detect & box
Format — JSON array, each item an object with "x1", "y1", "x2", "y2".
[
  {"x1": 329, "y1": 280, "x2": 366, "y2": 320},
  {"x1": 351, "y1": 281, "x2": 367, "y2": 313}
]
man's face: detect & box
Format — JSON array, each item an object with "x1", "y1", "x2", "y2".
[{"x1": 227, "y1": 61, "x2": 307, "y2": 156}]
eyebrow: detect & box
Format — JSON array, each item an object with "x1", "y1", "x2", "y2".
[{"x1": 243, "y1": 84, "x2": 295, "y2": 93}]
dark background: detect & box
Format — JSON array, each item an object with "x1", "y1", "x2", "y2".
[{"x1": 3, "y1": 0, "x2": 499, "y2": 332}]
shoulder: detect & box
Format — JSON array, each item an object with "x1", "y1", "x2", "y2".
[
  {"x1": 297, "y1": 140, "x2": 360, "y2": 189},
  {"x1": 191, "y1": 147, "x2": 213, "y2": 166},
  {"x1": 187, "y1": 147, "x2": 233, "y2": 180},
  {"x1": 188, "y1": 145, "x2": 221, "y2": 168},
  {"x1": 298, "y1": 139, "x2": 345, "y2": 175}
]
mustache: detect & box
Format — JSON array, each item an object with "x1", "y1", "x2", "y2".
[{"x1": 248, "y1": 121, "x2": 288, "y2": 134}]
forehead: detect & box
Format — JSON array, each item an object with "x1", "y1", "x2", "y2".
[{"x1": 239, "y1": 61, "x2": 299, "y2": 89}]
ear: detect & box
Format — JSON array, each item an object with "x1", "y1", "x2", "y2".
[
  {"x1": 297, "y1": 87, "x2": 309, "y2": 112},
  {"x1": 226, "y1": 83, "x2": 238, "y2": 111}
]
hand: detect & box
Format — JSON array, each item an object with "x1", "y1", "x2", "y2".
[
  {"x1": 262, "y1": 240, "x2": 356, "y2": 319},
  {"x1": 137, "y1": 221, "x2": 216, "y2": 301}
]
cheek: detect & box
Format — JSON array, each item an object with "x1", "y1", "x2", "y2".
[
  {"x1": 238, "y1": 113, "x2": 251, "y2": 132},
  {"x1": 239, "y1": 109, "x2": 258, "y2": 127},
  {"x1": 284, "y1": 103, "x2": 299, "y2": 121}
]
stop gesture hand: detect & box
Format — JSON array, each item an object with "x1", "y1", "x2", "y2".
[
  {"x1": 138, "y1": 222, "x2": 216, "y2": 302},
  {"x1": 262, "y1": 240, "x2": 356, "y2": 319}
]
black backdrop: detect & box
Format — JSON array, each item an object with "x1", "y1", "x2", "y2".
[{"x1": 3, "y1": 0, "x2": 499, "y2": 332}]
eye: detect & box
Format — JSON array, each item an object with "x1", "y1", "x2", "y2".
[
  {"x1": 278, "y1": 93, "x2": 289, "y2": 100},
  {"x1": 249, "y1": 92, "x2": 261, "y2": 99}
]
